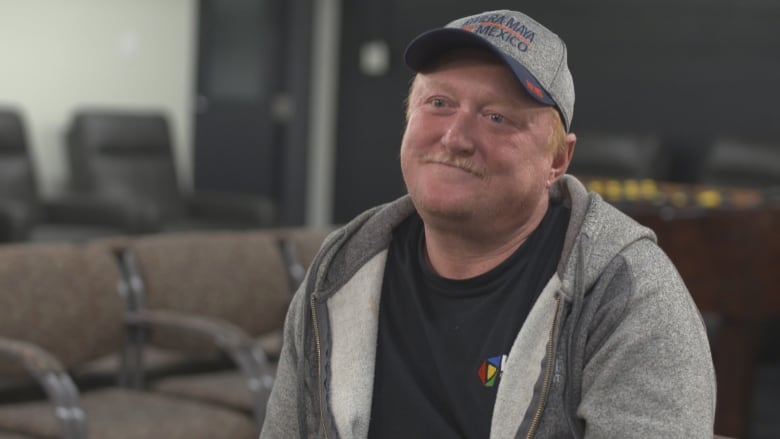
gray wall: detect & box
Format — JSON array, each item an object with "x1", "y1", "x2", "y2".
[{"x1": 332, "y1": 0, "x2": 780, "y2": 222}]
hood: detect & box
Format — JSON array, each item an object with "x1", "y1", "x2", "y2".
[{"x1": 307, "y1": 197, "x2": 416, "y2": 299}]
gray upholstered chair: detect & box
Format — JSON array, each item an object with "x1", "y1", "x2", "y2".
[
  {"x1": 115, "y1": 230, "x2": 291, "y2": 427},
  {"x1": 0, "y1": 432, "x2": 37, "y2": 438},
  {"x1": 65, "y1": 109, "x2": 277, "y2": 234},
  {"x1": 0, "y1": 241, "x2": 260, "y2": 438}
]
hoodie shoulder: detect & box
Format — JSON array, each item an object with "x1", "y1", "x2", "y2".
[{"x1": 555, "y1": 175, "x2": 658, "y2": 298}]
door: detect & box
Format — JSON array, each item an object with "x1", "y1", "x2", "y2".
[{"x1": 193, "y1": 0, "x2": 287, "y2": 201}]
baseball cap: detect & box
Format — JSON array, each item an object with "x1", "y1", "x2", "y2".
[{"x1": 404, "y1": 10, "x2": 575, "y2": 131}]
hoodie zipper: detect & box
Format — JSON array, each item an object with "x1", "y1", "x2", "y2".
[
  {"x1": 310, "y1": 295, "x2": 329, "y2": 439},
  {"x1": 525, "y1": 295, "x2": 561, "y2": 439}
]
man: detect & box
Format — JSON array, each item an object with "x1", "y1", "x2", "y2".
[{"x1": 261, "y1": 9, "x2": 716, "y2": 438}]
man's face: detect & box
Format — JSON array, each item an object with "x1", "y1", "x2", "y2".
[{"x1": 400, "y1": 49, "x2": 566, "y2": 231}]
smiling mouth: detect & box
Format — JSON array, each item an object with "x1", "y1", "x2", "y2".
[{"x1": 422, "y1": 157, "x2": 486, "y2": 179}]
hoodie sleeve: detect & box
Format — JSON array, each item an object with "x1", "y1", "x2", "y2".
[{"x1": 576, "y1": 239, "x2": 717, "y2": 438}]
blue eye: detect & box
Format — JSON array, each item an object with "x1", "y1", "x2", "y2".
[
  {"x1": 489, "y1": 113, "x2": 504, "y2": 123},
  {"x1": 431, "y1": 98, "x2": 446, "y2": 108}
]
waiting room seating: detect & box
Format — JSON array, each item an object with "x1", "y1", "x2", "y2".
[
  {"x1": 0, "y1": 240, "x2": 268, "y2": 438},
  {"x1": 699, "y1": 137, "x2": 780, "y2": 189},
  {"x1": 114, "y1": 230, "x2": 291, "y2": 426},
  {"x1": 65, "y1": 109, "x2": 277, "y2": 234},
  {"x1": 567, "y1": 132, "x2": 666, "y2": 180},
  {"x1": 72, "y1": 227, "x2": 335, "y2": 430},
  {"x1": 0, "y1": 107, "x2": 39, "y2": 242},
  {"x1": 0, "y1": 107, "x2": 131, "y2": 244}
]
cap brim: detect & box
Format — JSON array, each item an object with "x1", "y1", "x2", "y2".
[{"x1": 404, "y1": 28, "x2": 556, "y2": 108}]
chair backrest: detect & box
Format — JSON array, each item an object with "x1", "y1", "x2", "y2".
[
  {"x1": 699, "y1": 137, "x2": 780, "y2": 188},
  {"x1": 121, "y1": 230, "x2": 292, "y2": 351},
  {"x1": 568, "y1": 132, "x2": 665, "y2": 180},
  {"x1": 0, "y1": 107, "x2": 39, "y2": 215},
  {"x1": 66, "y1": 110, "x2": 184, "y2": 219},
  {"x1": 0, "y1": 242, "x2": 125, "y2": 376}
]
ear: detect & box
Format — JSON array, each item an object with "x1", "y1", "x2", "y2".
[{"x1": 548, "y1": 132, "x2": 576, "y2": 186}]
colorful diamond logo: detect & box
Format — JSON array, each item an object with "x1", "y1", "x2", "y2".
[{"x1": 477, "y1": 355, "x2": 506, "y2": 387}]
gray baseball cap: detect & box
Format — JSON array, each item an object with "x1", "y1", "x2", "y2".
[{"x1": 404, "y1": 10, "x2": 575, "y2": 131}]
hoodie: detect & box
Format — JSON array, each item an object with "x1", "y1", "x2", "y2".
[{"x1": 261, "y1": 175, "x2": 716, "y2": 438}]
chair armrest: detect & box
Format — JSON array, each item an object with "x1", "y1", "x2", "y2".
[
  {"x1": 0, "y1": 337, "x2": 89, "y2": 439},
  {"x1": 184, "y1": 191, "x2": 276, "y2": 227},
  {"x1": 41, "y1": 195, "x2": 162, "y2": 233},
  {"x1": 0, "y1": 337, "x2": 63, "y2": 376},
  {"x1": 125, "y1": 309, "x2": 274, "y2": 426}
]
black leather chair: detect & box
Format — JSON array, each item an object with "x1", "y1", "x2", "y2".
[
  {"x1": 0, "y1": 107, "x2": 38, "y2": 242},
  {"x1": 65, "y1": 109, "x2": 276, "y2": 234},
  {"x1": 0, "y1": 106, "x2": 134, "y2": 243},
  {"x1": 699, "y1": 137, "x2": 780, "y2": 189},
  {"x1": 568, "y1": 132, "x2": 666, "y2": 180}
]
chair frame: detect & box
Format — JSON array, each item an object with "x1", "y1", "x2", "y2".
[{"x1": 116, "y1": 250, "x2": 275, "y2": 427}]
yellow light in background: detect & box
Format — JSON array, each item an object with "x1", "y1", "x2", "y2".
[
  {"x1": 587, "y1": 180, "x2": 604, "y2": 195},
  {"x1": 697, "y1": 190, "x2": 722, "y2": 208},
  {"x1": 640, "y1": 179, "x2": 659, "y2": 201},
  {"x1": 623, "y1": 179, "x2": 640, "y2": 201},
  {"x1": 605, "y1": 180, "x2": 622, "y2": 201},
  {"x1": 670, "y1": 191, "x2": 688, "y2": 208}
]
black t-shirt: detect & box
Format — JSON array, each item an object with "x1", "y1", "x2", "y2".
[{"x1": 367, "y1": 203, "x2": 570, "y2": 438}]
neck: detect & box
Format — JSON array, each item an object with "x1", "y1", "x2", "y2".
[{"x1": 421, "y1": 202, "x2": 549, "y2": 280}]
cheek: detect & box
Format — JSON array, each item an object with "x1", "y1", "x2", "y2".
[
  {"x1": 399, "y1": 130, "x2": 415, "y2": 165},
  {"x1": 399, "y1": 144, "x2": 411, "y2": 176},
  {"x1": 399, "y1": 122, "x2": 429, "y2": 169},
  {"x1": 403, "y1": 112, "x2": 443, "y2": 146},
  {"x1": 399, "y1": 134, "x2": 417, "y2": 182},
  {"x1": 491, "y1": 147, "x2": 552, "y2": 185}
]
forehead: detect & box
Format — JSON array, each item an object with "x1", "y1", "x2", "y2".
[{"x1": 413, "y1": 48, "x2": 537, "y2": 105}]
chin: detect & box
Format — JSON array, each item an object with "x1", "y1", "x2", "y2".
[{"x1": 411, "y1": 195, "x2": 476, "y2": 223}]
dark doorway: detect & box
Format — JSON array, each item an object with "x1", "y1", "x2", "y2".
[{"x1": 193, "y1": 0, "x2": 287, "y2": 205}]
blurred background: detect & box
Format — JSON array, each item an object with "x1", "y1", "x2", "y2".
[
  {"x1": 0, "y1": 0, "x2": 778, "y2": 438},
  {"x1": 1, "y1": 0, "x2": 778, "y2": 227}
]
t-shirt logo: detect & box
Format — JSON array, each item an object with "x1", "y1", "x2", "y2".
[{"x1": 477, "y1": 354, "x2": 507, "y2": 387}]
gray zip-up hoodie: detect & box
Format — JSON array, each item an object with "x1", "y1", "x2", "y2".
[{"x1": 261, "y1": 175, "x2": 716, "y2": 438}]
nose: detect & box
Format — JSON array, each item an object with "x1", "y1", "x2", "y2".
[{"x1": 441, "y1": 110, "x2": 477, "y2": 155}]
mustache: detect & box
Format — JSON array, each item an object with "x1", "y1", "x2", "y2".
[{"x1": 419, "y1": 154, "x2": 487, "y2": 179}]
